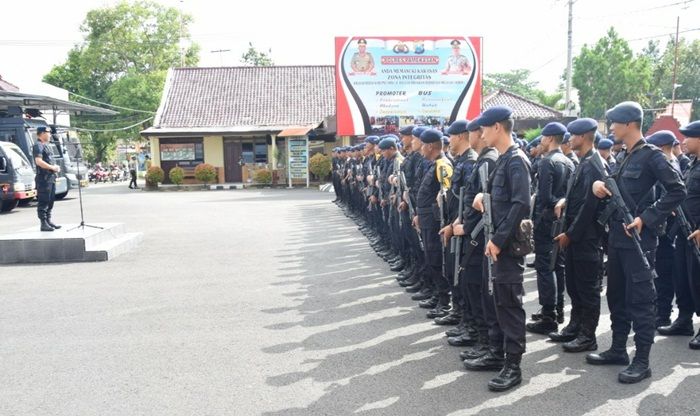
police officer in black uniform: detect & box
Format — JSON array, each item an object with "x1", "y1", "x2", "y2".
[
  {"x1": 451, "y1": 118, "x2": 499, "y2": 354},
  {"x1": 440, "y1": 120, "x2": 478, "y2": 328},
  {"x1": 676, "y1": 121, "x2": 700, "y2": 349},
  {"x1": 527, "y1": 122, "x2": 575, "y2": 334},
  {"x1": 588, "y1": 101, "x2": 686, "y2": 384},
  {"x1": 33, "y1": 126, "x2": 62, "y2": 231},
  {"x1": 463, "y1": 106, "x2": 531, "y2": 392},
  {"x1": 549, "y1": 118, "x2": 605, "y2": 352},
  {"x1": 413, "y1": 129, "x2": 453, "y2": 314}
]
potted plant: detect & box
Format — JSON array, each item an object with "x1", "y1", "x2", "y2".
[{"x1": 253, "y1": 167, "x2": 272, "y2": 187}]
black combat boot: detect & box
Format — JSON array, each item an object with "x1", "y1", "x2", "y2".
[
  {"x1": 618, "y1": 345, "x2": 651, "y2": 384},
  {"x1": 657, "y1": 312, "x2": 694, "y2": 336},
  {"x1": 563, "y1": 322, "x2": 597, "y2": 353},
  {"x1": 446, "y1": 321, "x2": 466, "y2": 338},
  {"x1": 586, "y1": 334, "x2": 629, "y2": 365},
  {"x1": 418, "y1": 295, "x2": 439, "y2": 309},
  {"x1": 460, "y1": 333, "x2": 491, "y2": 360},
  {"x1": 46, "y1": 213, "x2": 61, "y2": 230},
  {"x1": 426, "y1": 294, "x2": 451, "y2": 318},
  {"x1": 398, "y1": 273, "x2": 420, "y2": 287},
  {"x1": 526, "y1": 307, "x2": 558, "y2": 335},
  {"x1": 488, "y1": 353, "x2": 522, "y2": 392},
  {"x1": 447, "y1": 331, "x2": 476, "y2": 347},
  {"x1": 549, "y1": 319, "x2": 580, "y2": 343},
  {"x1": 463, "y1": 347, "x2": 505, "y2": 371},
  {"x1": 689, "y1": 329, "x2": 700, "y2": 350},
  {"x1": 40, "y1": 218, "x2": 54, "y2": 232},
  {"x1": 655, "y1": 315, "x2": 672, "y2": 328},
  {"x1": 390, "y1": 258, "x2": 405, "y2": 272},
  {"x1": 434, "y1": 310, "x2": 461, "y2": 325},
  {"x1": 405, "y1": 282, "x2": 424, "y2": 293}
]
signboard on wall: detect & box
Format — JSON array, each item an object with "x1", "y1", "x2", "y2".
[
  {"x1": 287, "y1": 138, "x2": 309, "y2": 187},
  {"x1": 335, "y1": 36, "x2": 482, "y2": 136}
]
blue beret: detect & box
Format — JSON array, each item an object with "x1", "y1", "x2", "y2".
[
  {"x1": 647, "y1": 130, "x2": 676, "y2": 147},
  {"x1": 447, "y1": 119, "x2": 469, "y2": 135},
  {"x1": 594, "y1": 131, "x2": 603, "y2": 145},
  {"x1": 381, "y1": 134, "x2": 399, "y2": 142},
  {"x1": 442, "y1": 136, "x2": 450, "y2": 145},
  {"x1": 364, "y1": 135, "x2": 380, "y2": 144},
  {"x1": 378, "y1": 137, "x2": 398, "y2": 150},
  {"x1": 680, "y1": 120, "x2": 700, "y2": 138},
  {"x1": 527, "y1": 136, "x2": 542, "y2": 150},
  {"x1": 37, "y1": 126, "x2": 50, "y2": 134},
  {"x1": 567, "y1": 118, "x2": 598, "y2": 135},
  {"x1": 606, "y1": 101, "x2": 643, "y2": 124},
  {"x1": 420, "y1": 128, "x2": 443, "y2": 143},
  {"x1": 412, "y1": 126, "x2": 428, "y2": 137},
  {"x1": 467, "y1": 119, "x2": 481, "y2": 132},
  {"x1": 597, "y1": 138, "x2": 614, "y2": 150},
  {"x1": 399, "y1": 125, "x2": 415, "y2": 136},
  {"x1": 562, "y1": 132, "x2": 571, "y2": 144},
  {"x1": 476, "y1": 106, "x2": 513, "y2": 127},
  {"x1": 541, "y1": 122, "x2": 567, "y2": 137}
]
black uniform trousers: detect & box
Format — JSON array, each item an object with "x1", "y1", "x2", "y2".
[
  {"x1": 534, "y1": 218, "x2": 565, "y2": 308},
  {"x1": 486, "y1": 254, "x2": 526, "y2": 355},
  {"x1": 565, "y1": 239, "x2": 602, "y2": 335},
  {"x1": 418, "y1": 207, "x2": 449, "y2": 296},
  {"x1": 36, "y1": 178, "x2": 55, "y2": 220},
  {"x1": 461, "y1": 251, "x2": 487, "y2": 336},
  {"x1": 607, "y1": 247, "x2": 657, "y2": 347},
  {"x1": 674, "y1": 238, "x2": 700, "y2": 316},
  {"x1": 655, "y1": 234, "x2": 677, "y2": 320}
]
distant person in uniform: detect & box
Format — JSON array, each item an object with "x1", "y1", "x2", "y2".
[
  {"x1": 441, "y1": 40, "x2": 472, "y2": 75},
  {"x1": 33, "y1": 126, "x2": 61, "y2": 232},
  {"x1": 128, "y1": 156, "x2": 139, "y2": 189},
  {"x1": 350, "y1": 38, "x2": 375, "y2": 75}
]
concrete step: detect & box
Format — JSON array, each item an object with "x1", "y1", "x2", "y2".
[
  {"x1": 84, "y1": 232, "x2": 143, "y2": 262},
  {"x1": 0, "y1": 223, "x2": 141, "y2": 264}
]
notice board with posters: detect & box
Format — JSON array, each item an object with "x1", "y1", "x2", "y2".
[
  {"x1": 335, "y1": 36, "x2": 482, "y2": 136},
  {"x1": 287, "y1": 137, "x2": 309, "y2": 187}
]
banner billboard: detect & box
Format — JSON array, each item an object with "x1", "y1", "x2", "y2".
[{"x1": 335, "y1": 36, "x2": 482, "y2": 136}]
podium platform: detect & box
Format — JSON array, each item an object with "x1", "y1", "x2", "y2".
[{"x1": 0, "y1": 223, "x2": 143, "y2": 264}]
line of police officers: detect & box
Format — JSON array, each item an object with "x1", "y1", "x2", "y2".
[{"x1": 331, "y1": 101, "x2": 700, "y2": 392}]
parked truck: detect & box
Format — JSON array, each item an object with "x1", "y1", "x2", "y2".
[{"x1": 0, "y1": 141, "x2": 36, "y2": 212}]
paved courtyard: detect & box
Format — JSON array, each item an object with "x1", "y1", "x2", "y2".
[{"x1": 1, "y1": 184, "x2": 699, "y2": 415}]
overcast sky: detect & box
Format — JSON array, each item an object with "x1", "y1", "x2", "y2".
[{"x1": 1, "y1": 0, "x2": 698, "y2": 95}]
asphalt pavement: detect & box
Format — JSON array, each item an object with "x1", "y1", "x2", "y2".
[{"x1": 0, "y1": 183, "x2": 699, "y2": 415}]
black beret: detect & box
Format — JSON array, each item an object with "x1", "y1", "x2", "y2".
[
  {"x1": 420, "y1": 128, "x2": 443, "y2": 143},
  {"x1": 378, "y1": 137, "x2": 398, "y2": 150},
  {"x1": 606, "y1": 101, "x2": 643, "y2": 124},
  {"x1": 467, "y1": 119, "x2": 481, "y2": 132},
  {"x1": 399, "y1": 125, "x2": 415, "y2": 136},
  {"x1": 567, "y1": 118, "x2": 598, "y2": 135},
  {"x1": 541, "y1": 122, "x2": 567, "y2": 137},
  {"x1": 680, "y1": 120, "x2": 700, "y2": 138},
  {"x1": 647, "y1": 130, "x2": 676, "y2": 147},
  {"x1": 476, "y1": 106, "x2": 513, "y2": 127},
  {"x1": 447, "y1": 119, "x2": 469, "y2": 135}
]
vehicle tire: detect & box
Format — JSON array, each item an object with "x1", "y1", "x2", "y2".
[
  {"x1": 1, "y1": 199, "x2": 19, "y2": 212},
  {"x1": 55, "y1": 191, "x2": 68, "y2": 200}
]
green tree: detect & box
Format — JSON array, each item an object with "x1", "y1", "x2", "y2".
[
  {"x1": 483, "y1": 69, "x2": 539, "y2": 99},
  {"x1": 652, "y1": 38, "x2": 700, "y2": 120},
  {"x1": 240, "y1": 42, "x2": 274, "y2": 66},
  {"x1": 43, "y1": 1, "x2": 199, "y2": 162},
  {"x1": 534, "y1": 90, "x2": 565, "y2": 110},
  {"x1": 572, "y1": 27, "x2": 653, "y2": 120}
]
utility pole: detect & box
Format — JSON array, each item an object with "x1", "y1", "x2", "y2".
[
  {"x1": 564, "y1": 0, "x2": 574, "y2": 116},
  {"x1": 671, "y1": 16, "x2": 680, "y2": 117}
]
